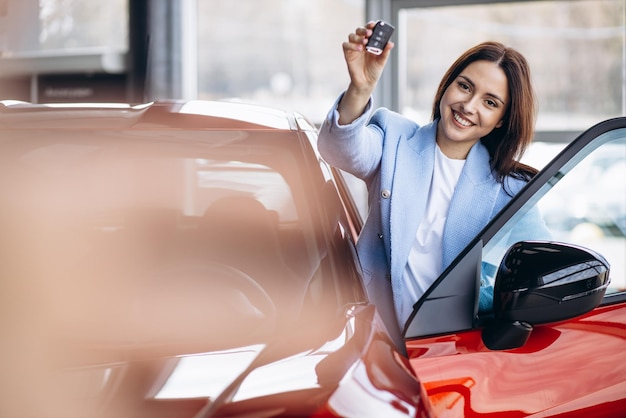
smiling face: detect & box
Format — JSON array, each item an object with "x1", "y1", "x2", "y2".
[{"x1": 436, "y1": 60, "x2": 509, "y2": 159}]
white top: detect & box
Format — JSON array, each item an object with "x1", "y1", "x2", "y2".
[{"x1": 397, "y1": 144, "x2": 466, "y2": 324}]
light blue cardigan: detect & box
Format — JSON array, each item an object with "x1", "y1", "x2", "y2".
[{"x1": 318, "y1": 96, "x2": 535, "y2": 344}]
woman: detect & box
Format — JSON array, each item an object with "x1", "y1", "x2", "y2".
[{"x1": 318, "y1": 22, "x2": 544, "y2": 345}]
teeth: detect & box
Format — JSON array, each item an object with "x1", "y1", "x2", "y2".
[{"x1": 454, "y1": 112, "x2": 472, "y2": 127}]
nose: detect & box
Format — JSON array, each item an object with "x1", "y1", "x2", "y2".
[{"x1": 461, "y1": 95, "x2": 479, "y2": 114}]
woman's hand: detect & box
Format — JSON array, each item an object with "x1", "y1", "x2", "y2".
[
  {"x1": 338, "y1": 22, "x2": 394, "y2": 125},
  {"x1": 343, "y1": 22, "x2": 394, "y2": 93}
]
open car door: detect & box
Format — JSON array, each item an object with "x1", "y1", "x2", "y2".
[{"x1": 404, "y1": 117, "x2": 626, "y2": 417}]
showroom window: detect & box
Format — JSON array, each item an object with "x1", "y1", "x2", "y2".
[
  {"x1": 196, "y1": 0, "x2": 365, "y2": 124},
  {"x1": 2, "y1": 0, "x2": 623, "y2": 134},
  {"x1": 396, "y1": 0, "x2": 625, "y2": 134},
  {"x1": 38, "y1": 0, "x2": 128, "y2": 51},
  {"x1": 0, "y1": 0, "x2": 128, "y2": 53}
]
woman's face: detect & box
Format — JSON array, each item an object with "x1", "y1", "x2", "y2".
[{"x1": 436, "y1": 60, "x2": 509, "y2": 158}]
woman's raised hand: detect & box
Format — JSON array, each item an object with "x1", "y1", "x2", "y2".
[
  {"x1": 342, "y1": 22, "x2": 394, "y2": 95},
  {"x1": 338, "y1": 22, "x2": 394, "y2": 125}
]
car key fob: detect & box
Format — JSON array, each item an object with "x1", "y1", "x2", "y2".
[{"x1": 366, "y1": 20, "x2": 395, "y2": 55}]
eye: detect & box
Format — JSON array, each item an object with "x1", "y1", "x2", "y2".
[
  {"x1": 458, "y1": 81, "x2": 470, "y2": 91},
  {"x1": 485, "y1": 99, "x2": 498, "y2": 108}
]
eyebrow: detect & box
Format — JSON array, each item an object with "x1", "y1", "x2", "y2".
[{"x1": 458, "y1": 75, "x2": 507, "y2": 106}]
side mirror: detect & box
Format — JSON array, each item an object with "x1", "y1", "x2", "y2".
[{"x1": 482, "y1": 241, "x2": 610, "y2": 350}]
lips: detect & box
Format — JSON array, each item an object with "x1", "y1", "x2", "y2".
[{"x1": 453, "y1": 111, "x2": 474, "y2": 127}]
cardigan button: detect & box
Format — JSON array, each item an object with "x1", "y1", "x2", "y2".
[
  {"x1": 381, "y1": 189, "x2": 391, "y2": 199},
  {"x1": 377, "y1": 233, "x2": 383, "y2": 239}
]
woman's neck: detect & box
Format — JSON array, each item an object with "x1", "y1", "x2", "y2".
[{"x1": 435, "y1": 138, "x2": 476, "y2": 160}]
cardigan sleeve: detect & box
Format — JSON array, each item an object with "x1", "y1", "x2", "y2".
[{"x1": 317, "y1": 93, "x2": 385, "y2": 181}]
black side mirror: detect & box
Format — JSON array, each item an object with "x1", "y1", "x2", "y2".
[{"x1": 482, "y1": 241, "x2": 610, "y2": 350}]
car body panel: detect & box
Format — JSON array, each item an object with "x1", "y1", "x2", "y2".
[
  {"x1": 407, "y1": 303, "x2": 626, "y2": 417},
  {"x1": 0, "y1": 100, "x2": 430, "y2": 417}
]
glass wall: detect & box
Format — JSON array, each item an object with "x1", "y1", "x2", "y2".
[
  {"x1": 398, "y1": 0, "x2": 625, "y2": 132},
  {"x1": 1, "y1": 0, "x2": 128, "y2": 54},
  {"x1": 196, "y1": 0, "x2": 364, "y2": 123},
  {"x1": 3, "y1": 0, "x2": 623, "y2": 133},
  {"x1": 37, "y1": 0, "x2": 128, "y2": 51}
]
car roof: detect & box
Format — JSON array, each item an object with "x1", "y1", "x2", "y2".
[{"x1": 0, "y1": 99, "x2": 316, "y2": 132}]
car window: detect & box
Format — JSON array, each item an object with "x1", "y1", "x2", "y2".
[
  {"x1": 0, "y1": 128, "x2": 340, "y2": 342},
  {"x1": 8, "y1": 138, "x2": 300, "y2": 223},
  {"x1": 482, "y1": 129, "x2": 626, "y2": 302},
  {"x1": 195, "y1": 159, "x2": 298, "y2": 221}
]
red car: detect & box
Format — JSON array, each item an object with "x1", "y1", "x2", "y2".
[{"x1": 0, "y1": 100, "x2": 623, "y2": 417}]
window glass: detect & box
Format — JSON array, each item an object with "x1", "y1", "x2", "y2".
[
  {"x1": 399, "y1": 0, "x2": 625, "y2": 132},
  {"x1": 1, "y1": 129, "x2": 324, "y2": 332},
  {"x1": 5, "y1": 130, "x2": 303, "y2": 222},
  {"x1": 195, "y1": 159, "x2": 298, "y2": 221},
  {"x1": 38, "y1": 0, "x2": 128, "y2": 51},
  {"x1": 196, "y1": 0, "x2": 364, "y2": 124},
  {"x1": 482, "y1": 130, "x2": 626, "y2": 296}
]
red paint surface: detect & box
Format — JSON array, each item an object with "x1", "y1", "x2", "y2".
[{"x1": 406, "y1": 303, "x2": 626, "y2": 417}]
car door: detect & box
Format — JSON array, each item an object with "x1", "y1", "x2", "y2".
[{"x1": 404, "y1": 117, "x2": 626, "y2": 417}]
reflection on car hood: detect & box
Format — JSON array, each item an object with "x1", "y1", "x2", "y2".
[
  {"x1": 154, "y1": 344, "x2": 267, "y2": 400},
  {"x1": 155, "y1": 322, "x2": 350, "y2": 403},
  {"x1": 40, "y1": 314, "x2": 355, "y2": 417}
]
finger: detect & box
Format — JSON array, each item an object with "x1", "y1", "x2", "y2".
[
  {"x1": 354, "y1": 29, "x2": 372, "y2": 43},
  {"x1": 347, "y1": 32, "x2": 369, "y2": 50},
  {"x1": 342, "y1": 41, "x2": 364, "y2": 53},
  {"x1": 381, "y1": 41, "x2": 395, "y2": 56},
  {"x1": 372, "y1": 41, "x2": 394, "y2": 63},
  {"x1": 355, "y1": 26, "x2": 371, "y2": 37},
  {"x1": 348, "y1": 32, "x2": 363, "y2": 44}
]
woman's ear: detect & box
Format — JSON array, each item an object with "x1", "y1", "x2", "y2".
[{"x1": 495, "y1": 119, "x2": 504, "y2": 129}]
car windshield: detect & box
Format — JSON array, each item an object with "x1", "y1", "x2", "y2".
[{"x1": 0, "y1": 128, "x2": 325, "y2": 350}]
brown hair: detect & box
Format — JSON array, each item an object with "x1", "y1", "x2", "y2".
[{"x1": 432, "y1": 41, "x2": 538, "y2": 186}]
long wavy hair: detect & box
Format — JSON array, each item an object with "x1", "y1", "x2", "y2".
[{"x1": 432, "y1": 41, "x2": 538, "y2": 185}]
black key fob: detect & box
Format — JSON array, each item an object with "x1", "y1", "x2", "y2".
[{"x1": 366, "y1": 20, "x2": 395, "y2": 55}]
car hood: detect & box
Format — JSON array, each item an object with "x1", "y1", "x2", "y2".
[
  {"x1": 55, "y1": 340, "x2": 338, "y2": 417},
  {"x1": 3, "y1": 305, "x2": 427, "y2": 418}
]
